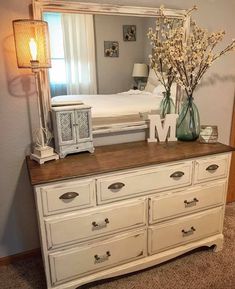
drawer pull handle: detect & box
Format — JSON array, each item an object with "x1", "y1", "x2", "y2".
[
  {"x1": 206, "y1": 164, "x2": 219, "y2": 171},
  {"x1": 92, "y1": 218, "x2": 109, "y2": 229},
  {"x1": 108, "y1": 182, "x2": 125, "y2": 190},
  {"x1": 182, "y1": 226, "x2": 196, "y2": 236},
  {"x1": 94, "y1": 251, "x2": 111, "y2": 262},
  {"x1": 137, "y1": 250, "x2": 144, "y2": 257},
  {"x1": 170, "y1": 171, "x2": 185, "y2": 178},
  {"x1": 59, "y1": 192, "x2": 79, "y2": 200},
  {"x1": 184, "y1": 198, "x2": 199, "y2": 206}
]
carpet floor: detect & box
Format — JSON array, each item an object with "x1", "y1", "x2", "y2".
[{"x1": 0, "y1": 203, "x2": 235, "y2": 289}]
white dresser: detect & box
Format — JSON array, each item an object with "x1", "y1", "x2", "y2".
[{"x1": 27, "y1": 141, "x2": 233, "y2": 289}]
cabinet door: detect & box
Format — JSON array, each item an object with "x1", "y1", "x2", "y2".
[
  {"x1": 56, "y1": 111, "x2": 77, "y2": 145},
  {"x1": 75, "y1": 109, "x2": 92, "y2": 143}
]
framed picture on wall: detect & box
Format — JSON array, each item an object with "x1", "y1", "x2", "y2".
[
  {"x1": 104, "y1": 41, "x2": 119, "y2": 57},
  {"x1": 123, "y1": 25, "x2": 136, "y2": 41}
]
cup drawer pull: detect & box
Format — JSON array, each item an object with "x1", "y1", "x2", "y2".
[
  {"x1": 206, "y1": 164, "x2": 219, "y2": 171},
  {"x1": 108, "y1": 182, "x2": 125, "y2": 190},
  {"x1": 94, "y1": 251, "x2": 111, "y2": 263},
  {"x1": 182, "y1": 226, "x2": 196, "y2": 236},
  {"x1": 184, "y1": 198, "x2": 199, "y2": 206},
  {"x1": 92, "y1": 218, "x2": 109, "y2": 229},
  {"x1": 170, "y1": 171, "x2": 185, "y2": 178},
  {"x1": 59, "y1": 192, "x2": 79, "y2": 200}
]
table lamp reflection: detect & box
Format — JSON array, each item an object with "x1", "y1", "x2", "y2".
[{"x1": 132, "y1": 63, "x2": 148, "y2": 90}]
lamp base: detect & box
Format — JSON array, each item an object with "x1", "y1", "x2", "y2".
[
  {"x1": 30, "y1": 152, "x2": 59, "y2": 164},
  {"x1": 31, "y1": 146, "x2": 59, "y2": 164},
  {"x1": 33, "y1": 146, "x2": 54, "y2": 158}
]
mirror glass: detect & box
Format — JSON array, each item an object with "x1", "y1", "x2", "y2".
[
  {"x1": 39, "y1": 8, "x2": 185, "y2": 129},
  {"x1": 43, "y1": 12, "x2": 156, "y2": 96}
]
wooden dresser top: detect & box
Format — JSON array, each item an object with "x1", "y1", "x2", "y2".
[{"x1": 26, "y1": 141, "x2": 234, "y2": 185}]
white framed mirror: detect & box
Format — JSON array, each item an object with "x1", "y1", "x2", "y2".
[{"x1": 32, "y1": 0, "x2": 190, "y2": 144}]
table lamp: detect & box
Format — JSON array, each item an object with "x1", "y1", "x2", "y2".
[
  {"x1": 132, "y1": 63, "x2": 148, "y2": 89},
  {"x1": 12, "y1": 19, "x2": 59, "y2": 164}
]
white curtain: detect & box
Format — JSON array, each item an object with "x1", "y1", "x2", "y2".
[{"x1": 61, "y1": 13, "x2": 97, "y2": 95}]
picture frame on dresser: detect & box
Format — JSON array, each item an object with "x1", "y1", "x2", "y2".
[{"x1": 27, "y1": 141, "x2": 234, "y2": 289}]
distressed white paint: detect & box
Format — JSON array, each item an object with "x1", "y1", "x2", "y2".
[
  {"x1": 33, "y1": 152, "x2": 231, "y2": 288},
  {"x1": 51, "y1": 105, "x2": 94, "y2": 158}
]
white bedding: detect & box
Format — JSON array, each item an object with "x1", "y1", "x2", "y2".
[{"x1": 51, "y1": 89, "x2": 164, "y2": 118}]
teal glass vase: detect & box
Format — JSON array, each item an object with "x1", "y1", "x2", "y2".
[
  {"x1": 176, "y1": 96, "x2": 200, "y2": 141},
  {"x1": 160, "y1": 91, "x2": 175, "y2": 119}
]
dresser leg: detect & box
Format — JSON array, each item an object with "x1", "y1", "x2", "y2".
[
  {"x1": 212, "y1": 237, "x2": 224, "y2": 252},
  {"x1": 59, "y1": 153, "x2": 66, "y2": 158},
  {"x1": 89, "y1": 148, "x2": 95, "y2": 153}
]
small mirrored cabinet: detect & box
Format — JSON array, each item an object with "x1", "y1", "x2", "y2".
[{"x1": 51, "y1": 105, "x2": 94, "y2": 158}]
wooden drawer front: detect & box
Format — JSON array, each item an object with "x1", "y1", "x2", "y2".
[
  {"x1": 194, "y1": 154, "x2": 230, "y2": 184},
  {"x1": 148, "y1": 207, "x2": 223, "y2": 255},
  {"x1": 149, "y1": 180, "x2": 227, "y2": 223},
  {"x1": 45, "y1": 199, "x2": 146, "y2": 249},
  {"x1": 40, "y1": 179, "x2": 95, "y2": 215},
  {"x1": 97, "y1": 162, "x2": 192, "y2": 204},
  {"x1": 49, "y1": 229, "x2": 147, "y2": 285},
  {"x1": 60, "y1": 141, "x2": 93, "y2": 152}
]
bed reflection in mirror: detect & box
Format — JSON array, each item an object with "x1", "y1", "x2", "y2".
[{"x1": 43, "y1": 12, "x2": 178, "y2": 127}]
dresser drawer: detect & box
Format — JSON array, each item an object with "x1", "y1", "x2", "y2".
[
  {"x1": 45, "y1": 198, "x2": 147, "y2": 249},
  {"x1": 149, "y1": 180, "x2": 227, "y2": 223},
  {"x1": 49, "y1": 229, "x2": 147, "y2": 285},
  {"x1": 60, "y1": 141, "x2": 93, "y2": 152},
  {"x1": 97, "y1": 161, "x2": 193, "y2": 204},
  {"x1": 148, "y1": 207, "x2": 223, "y2": 254},
  {"x1": 39, "y1": 179, "x2": 95, "y2": 215},
  {"x1": 194, "y1": 154, "x2": 230, "y2": 184}
]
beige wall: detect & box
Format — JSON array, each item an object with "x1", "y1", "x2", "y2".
[
  {"x1": 0, "y1": 0, "x2": 40, "y2": 257},
  {"x1": 94, "y1": 15, "x2": 150, "y2": 94},
  {"x1": 0, "y1": 0, "x2": 235, "y2": 257}
]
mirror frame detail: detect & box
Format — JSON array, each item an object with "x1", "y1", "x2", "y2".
[{"x1": 32, "y1": 0, "x2": 190, "y2": 138}]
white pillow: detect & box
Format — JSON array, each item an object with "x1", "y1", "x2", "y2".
[
  {"x1": 144, "y1": 81, "x2": 156, "y2": 93},
  {"x1": 153, "y1": 83, "x2": 177, "y2": 99},
  {"x1": 148, "y1": 69, "x2": 159, "y2": 86},
  {"x1": 152, "y1": 84, "x2": 165, "y2": 96},
  {"x1": 144, "y1": 68, "x2": 159, "y2": 93}
]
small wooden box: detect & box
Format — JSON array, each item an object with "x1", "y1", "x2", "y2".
[
  {"x1": 51, "y1": 104, "x2": 94, "y2": 158},
  {"x1": 199, "y1": 125, "x2": 218, "y2": 143}
]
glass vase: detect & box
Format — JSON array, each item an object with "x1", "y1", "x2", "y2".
[
  {"x1": 160, "y1": 91, "x2": 175, "y2": 119},
  {"x1": 176, "y1": 96, "x2": 200, "y2": 141}
]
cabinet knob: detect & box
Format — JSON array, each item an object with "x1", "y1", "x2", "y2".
[
  {"x1": 206, "y1": 164, "x2": 219, "y2": 171},
  {"x1": 108, "y1": 182, "x2": 125, "y2": 190},
  {"x1": 170, "y1": 171, "x2": 185, "y2": 178},
  {"x1": 59, "y1": 192, "x2": 79, "y2": 200}
]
